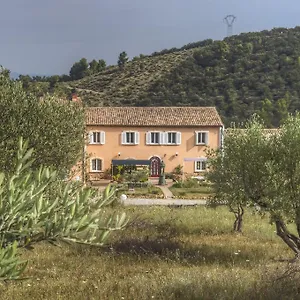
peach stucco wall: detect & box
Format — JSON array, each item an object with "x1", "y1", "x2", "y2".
[{"x1": 86, "y1": 125, "x2": 222, "y2": 175}]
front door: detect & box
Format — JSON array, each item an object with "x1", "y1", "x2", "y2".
[{"x1": 150, "y1": 156, "x2": 161, "y2": 177}]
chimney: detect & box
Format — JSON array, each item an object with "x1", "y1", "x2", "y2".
[
  {"x1": 71, "y1": 93, "x2": 82, "y2": 105},
  {"x1": 71, "y1": 93, "x2": 78, "y2": 102}
]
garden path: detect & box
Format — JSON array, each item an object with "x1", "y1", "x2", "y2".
[{"x1": 157, "y1": 185, "x2": 174, "y2": 199}]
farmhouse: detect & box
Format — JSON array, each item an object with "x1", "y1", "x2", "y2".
[{"x1": 85, "y1": 106, "x2": 224, "y2": 180}]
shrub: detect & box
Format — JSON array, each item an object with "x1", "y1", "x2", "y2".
[
  {"x1": 165, "y1": 172, "x2": 175, "y2": 180},
  {"x1": 172, "y1": 178, "x2": 200, "y2": 189},
  {"x1": 124, "y1": 168, "x2": 149, "y2": 183},
  {"x1": 0, "y1": 138, "x2": 128, "y2": 280}
]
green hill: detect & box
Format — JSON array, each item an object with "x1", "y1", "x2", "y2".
[{"x1": 65, "y1": 26, "x2": 300, "y2": 126}]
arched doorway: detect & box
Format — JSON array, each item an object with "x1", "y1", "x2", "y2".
[{"x1": 150, "y1": 156, "x2": 161, "y2": 177}]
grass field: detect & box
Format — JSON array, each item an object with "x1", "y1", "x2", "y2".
[{"x1": 0, "y1": 206, "x2": 299, "y2": 300}]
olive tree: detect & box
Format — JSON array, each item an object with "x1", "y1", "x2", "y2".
[
  {"x1": 208, "y1": 114, "x2": 300, "y2": 258},
  {"x1": 268, "y1": 115, "x2": 300, "y2": 257},
  {"x1": 207, "y1": 118, "x2": 272, "y2": 232},
  {"x1": 0, "y1": 70, "x2": 85, "y2": 174},
  {"x1": 0, "y1": 138, "x2": 127, "y2": 280}
]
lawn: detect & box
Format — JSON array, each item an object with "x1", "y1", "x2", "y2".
[
  {"x1": 170, "y1": 185, "x2": 213, "y2": 199},
  {"x1": 116, "y1": 185, "x2": 164, "y2": 198},
  {"x1": 0, "y1": 206, "x2": 298, "y2": 300}
]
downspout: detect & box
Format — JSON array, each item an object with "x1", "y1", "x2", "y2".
[
  {"x1": 82, "y1": 143, "x2": 87, "y2": 185},
  {"x1": 219, "y1": 125, "x2": 225, "y2": 150}
]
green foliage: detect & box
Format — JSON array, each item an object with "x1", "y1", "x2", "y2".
[
  {"x1": 208, "y1": 114, "x2": 300, "y2": 253},
  {"x1": 118, "y1": 51, "x2": 129, "y2": 69},
  {"x1": 63, "y1": 27, "x2": 300, "y2": 126},
  {"x1": 207, "y1": 116, "x2": 269, "y2": 207},
  {"x1": 88, "y1": 59, "x2": 107, "y2": 75},
  {"x1": 0, "y1": 242, "x2": 28, "y2": 281},
  {"x1": 172, "y1": 178, "x2": 200, "y2": 188},
  {"x1": 69, "y1": 58, "x2": 89, "y2": 80},
  {"x1": 0, "y1": 138, "x2": 128, "y2": 280},
  {"x1": 207, "y1": 117, "x2": 272, "y2": 231},
  {"x1": 124, "y1": 168, "x2": 149, "y2": 183},
  {"x1": 15, "y1": 27, "x2": 300, "y2": 126},
  {"x1": 0, "y1": 71, "x2": 85, "y2": 174},
  {"x1": 165, "y1": 172, "x2": 175, "y2": 180},
  {"x1": 112, "y1": 165, "x2": 124, "y2": 182}
]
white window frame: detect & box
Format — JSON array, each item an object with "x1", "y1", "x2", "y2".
[
  {"x1": 90, "y1": 158, "x2": 103, "y2": 172},
  {"x1": 165, "y1": 131, "x2": 181, "y2": 145},
  {"x1": 121, "y1": 131, "x2": 140, "y2": 145},
  {"x1": 195, "y1": 131, "x2": 209, "y2": 145},
  {"x1": 89, "y1": 131, "x2": 105, "y2": 145},
  {"x1": 195, "y1": 159, "x2": 207, "y2": 172},
  {"x1": 146, "y1": 131, "x2": 162, "y2": 145}
]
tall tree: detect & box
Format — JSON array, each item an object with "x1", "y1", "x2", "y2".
[
  {"x1": 118, "y1": 51, "x2": 129, "y2": 69},
  {"x1": 208, "y1": 114, "x2": 300, "y2": 258},
  {"x1": 69, "y1": 58, "x2": 89, "y2": 80},
  {"x1": 89, "y1": 59, "x2": 99, "y2": 74},
  {"x1": 207, "y1": 118, "x2": 270, "y2": 232},
  {"x1": 97, "y1": 59, "x2": 106, "y2": 71}
]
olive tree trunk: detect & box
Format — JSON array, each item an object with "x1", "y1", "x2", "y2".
[
  {"x1": 275, "y1": 217, "x2": 300, "y2": 258},
  {"x1": 230, "y1": 203, "x2": 244, "y2": 232}
]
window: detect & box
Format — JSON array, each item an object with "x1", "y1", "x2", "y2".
[
  {"x1": 91, "y1": 158, "x2": 103, "y2": 172},
  {"x1": 146, "y1": 131, "x2": 162, "y2": 145},
  {"x1": 89, "y1": 131, "x2": 105, "y2": 144},
  {"x1": 166, "y1": 132, "x2": 181, "y2": 145},
  {"x1": 121, "y1": 131, "x2": 139, "y2": 145},
  {"x1": 195, "y1": 160, "x2": 207, "y2": 172},
  {"x1": 195, "y1": 131, "x2": 208, "y2": 145},
  {"x1": 167, "y1": 132, "x2": 177, "y2": 144},
  {"x1": 145, "y1": 131, "x2": 181, "y2": 145},
  {"x1": 151, "y1": 132, "x2": 160, "y2": 144}
]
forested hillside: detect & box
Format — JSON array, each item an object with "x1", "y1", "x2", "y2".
[{"x1": 20, "y1": 26, "x2": 300, "y2": 126}]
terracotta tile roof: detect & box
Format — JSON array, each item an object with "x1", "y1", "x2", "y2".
[{"x1": 86, "y1": 107, "x2": 223, "y2": 127}]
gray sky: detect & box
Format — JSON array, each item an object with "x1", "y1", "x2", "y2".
[{"x1": 2, "y1": 0, "x2": 300, "y2": 75}]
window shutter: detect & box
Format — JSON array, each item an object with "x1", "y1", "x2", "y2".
[
  {"x1": 205, "y1": 132, "x2": 209, "y2": 145},
  {"x1": 159, "y1": 132, "x2": 164, "y2": 145},
  {"x1": 90, "y1": 159, "x2": 94, "y2": 171},
  {"x1": 195, "y1": 131, "x2": 199, "y2": 145},
  {"x1": 146, "y1": 132, "x2": 151, "y2": 145},
  {"x1": 100, "y1": 131, "x2": 105, "y2": 144},
  {"x1": 121, "y1": 132, "x2": 126, "y2": 144},
  {"x1": 135, "y1": 132, "x2": 140, "y2": 145},
  {"x1": 176, "y1": 132, "x2": 181, "y2": 145},
  {"x1": 89, "y1": 132, "x2": 93, "y2": 144},
  {"x1": 164, "y1": 132, "x2": 169, "y2": 144}
]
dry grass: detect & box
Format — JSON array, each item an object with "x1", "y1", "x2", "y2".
[{"x1": 1, "y1": 206, "x2": 299, "y2": 300}]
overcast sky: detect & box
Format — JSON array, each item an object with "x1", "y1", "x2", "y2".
[{"x1": 2, "y1": 0, "x2": 300, "y2": 75}]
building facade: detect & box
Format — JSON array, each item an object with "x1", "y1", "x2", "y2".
[{"x1": 85, "y1": 107, "x2": 223, "y2": 180}]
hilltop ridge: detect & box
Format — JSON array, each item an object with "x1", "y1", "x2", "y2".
[{"x1": 47, "y1": 26, "x2": 300, "y2": 126}]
